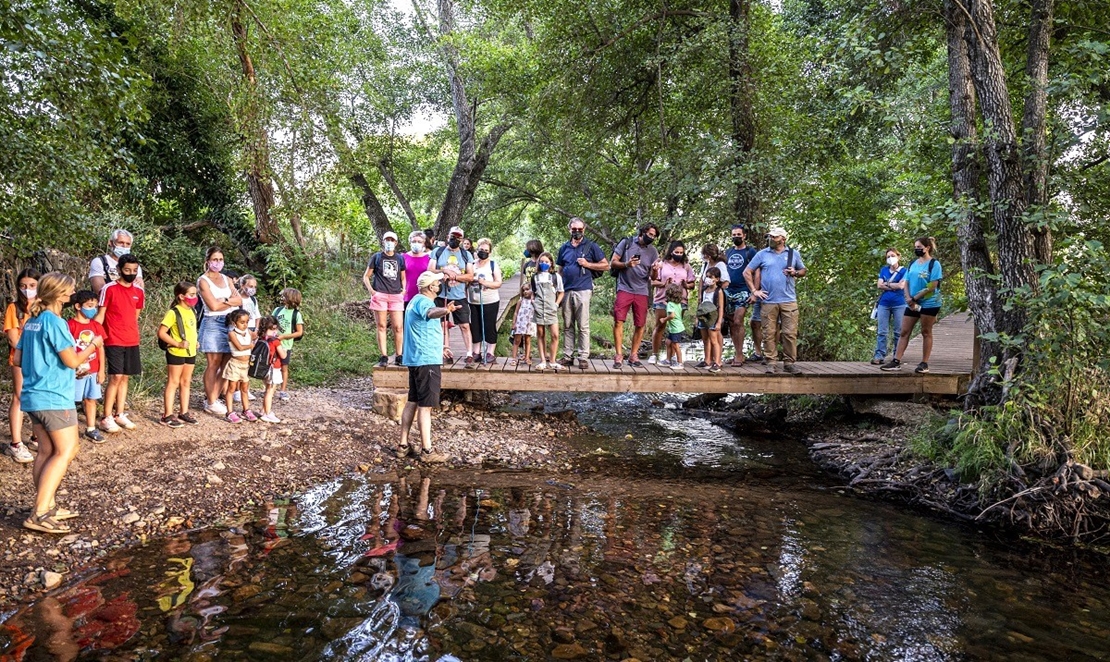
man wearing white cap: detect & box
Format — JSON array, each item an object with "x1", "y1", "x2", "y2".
[
  {"x1": 744, "y1": 226, "x2": 806, "y2": 373},
  {"x1": 364, "y1": 231, "x2": 408, "y2": 368},
  {"x1": 429, "y1": 225, "x2": 475, "y2": 363},
  {"x1": 397, "y1": 271, "x2": 459, "y2": 464}
]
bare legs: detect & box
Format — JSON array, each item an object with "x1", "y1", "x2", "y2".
[
  {"x1": 163, "y1": 363, "x2": 195, "y2": 417},
  {"x1": 102, "y1": 374, "x2": 129, "y2": 418},
  {"x1": 31, "y1": 422, "x2": 80, "y2": 516},
  {"x1": 203, "y1": 352, "x2": 228, "y2": 406},
  {"x1": 399, "y1": 402, "x2": 433, "y2": 451},
  {"x1": 9, "y1": 367, "x2": 23, "y2": 444}
]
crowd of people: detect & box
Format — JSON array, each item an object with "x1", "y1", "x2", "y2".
[{"x1": 4, "y1": 230, "x2": 306, "y2": 533}]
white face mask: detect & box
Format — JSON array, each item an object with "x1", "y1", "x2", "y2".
[
  {"x1": 887, "y1": 256, "x2": 899, "y2": 266},
  {"x1": 113, "y1": 245, "x2": 130, "y2": 258},
  {"x1": 411, "y1": 242, "x2": 425, "y2": 254},
  {"x1": 384, "y1": 240, "x2": 396, "y2": 252},
  {"x1": 20, "y1": 288, "x2": 36, "y2": 300},
  {"x1": 703, "y1": 278, "x2": 715, "y2": 287}
]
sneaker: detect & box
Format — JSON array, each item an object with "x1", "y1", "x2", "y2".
[
  {"x1": 695, "y1": 360, "x2": 708, "y2": 369},
  {"x1": 783, "y1": 362, "x2": 798, "y2": 374},
  {"x1": 5, "y1": 443, "x2": 33, "y2": 464},
  {"x1": 277, "y1": 391, "x2": 290, "y2": 401},
  {"x1": 709, "y1": 363, "x2": 721, "y2": 373},
  {"x1": 578, "y1": 359, "x2": 589, "y2": 370},
  {"x1": 233, "y1": 391, "x2": 242, "y2": 403},
  {"x1": 25, "y1": 436, "x2": 38, "y2": 451},
  {"x1": 485, "y1": 353, "x2": 495, "y2": 365},
  {"x1": 658, "y1": 358, "x2": 671, "y2": 367},
  {"x1": 764, "y1": 363, "x2": 776, "y2": 374},
  {"x1": 670, "y1": 361, "x2": 685, "y2": 370},
  {"x1": 915, "y1": 362, "x2": 929, "y2": 374},
  {"x1": 377, "y1": 356, "x2": 389, "y2": 368},
  {"x1": 870, "y1": 357, "x2": 883, "y2": 365},
  {"x1": 880, "y1": 359, "x2": 902, "y2": 372},
  {"x1": 260, "y1": 413, "x2": 282, "y2": 423},
  {"x1": 160, "y1": 415, "x2": 185, "y2": 429},
  {"x1": 463, "y1": 354, "x2": 475, "y2": 366},
  {"x1": 748, "y1": 352, "x2": 764, "y2": 363},
  {"x1": 613, "y1": 356, "x2": 623, "y2": 369},
  {"x1": 647, "y1": 354, "x2": 657, "y2": 364},
  {"x1": 83, "y1": 428, "x2": 107, "y2": 444},
  {"x1": 243, "y1": 410, "x2": 259, "y2": 422},
  {"x1": 177, "y1": 412, "x2": 199, "y2": 425},
  {"x1": 248, "y1": 391, "x2": 256, "y2": 401},
  {"x1": 419, "y1": 448, "x2": 448, "y2": 464},
  {"x1": 99, "y1": 416, "x2": 122, "y2": 434},
  {"x1": 394, "y1": 355, "x2": 404, "y2": 366},
  {"x1": 629, "y1": 359, "x2": 643, "y2": 368},
  {"x1": 559, "y1": 358, "x2": 574, "y2": 368},
  {"x1": 114, "y1": 413, "x2": 137, "y2": 430},
  {"x1": 226, "y1": 412, "x2": 243, "y2": 424},
  {"x1": 23, "y1": 511, "x2": 69, "y2": 534},
  {"x1": 204, "y1": 400, "x2": 229, "y2": 416}
]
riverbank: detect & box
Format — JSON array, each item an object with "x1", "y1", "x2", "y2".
[{"x1": 0, "y1": 381, "x2": 585, "y2": 607}]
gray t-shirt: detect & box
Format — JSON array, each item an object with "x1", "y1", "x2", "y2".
[{"x1": 613, "y1": 237, "x2": 659, "y2": 296}]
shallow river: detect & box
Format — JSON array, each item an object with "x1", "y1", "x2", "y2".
[{"x1": 3, "y1": 393, "x2": 1109, "y2": 661}]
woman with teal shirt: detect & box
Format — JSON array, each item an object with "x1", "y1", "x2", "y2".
[
  {"x1": 880, "y1": 237, "x2": 943, "y2": 374},
  {"x1": 15, "y1": 273, "x2": 104, "y2": 534}
]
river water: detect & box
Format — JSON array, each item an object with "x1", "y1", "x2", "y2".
[{"x1": 3, "y1": 393, "x2": 1109, "y2": 661}]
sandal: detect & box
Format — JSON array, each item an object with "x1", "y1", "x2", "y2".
[
  {"x1": 48, "y1": 505, "x2": 79, "y2": 521},
  {"x1": 394, "y1": 444, "x2": 410, "y2": 459},
  {"x1": 23, "y1": 511, "x2": 71, "y2": 534}
]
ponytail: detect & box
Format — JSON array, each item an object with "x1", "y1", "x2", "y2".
[
  {"x1": 29, "y1": 272, "x2": 76, "y2": 318},
  {"x1": 915, "y1": 236, "x2": 938, "y2": 256}
]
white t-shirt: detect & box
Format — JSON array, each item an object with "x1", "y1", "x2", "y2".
[
  {"x1": 241, "y1": 296, "x2": 261, "y2": 329},
  {"x1": 88, "y1": 254, "x2": 144, "y2": 285},
  {"x1": 467, "y1": 260, "x2": 503, "y2": 305},
  {"x1": 699, "y1": 260, "x2": 729, "y2": 287}
]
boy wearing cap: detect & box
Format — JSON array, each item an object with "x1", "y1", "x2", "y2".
[
  {"x1": 397, "y1": 271, "x2": 459, "y2": 464},
  {"x1": 429, "y1": 225, "x2": 475, "y2": 363},
  {"x1": 365, "y1": 231, "x2": 408, "y2": 367},
  {"x1": 744, "y1": 226, "x2": 806, "y2": 374}
]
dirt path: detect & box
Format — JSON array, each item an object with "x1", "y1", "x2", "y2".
[{"x1": 0, "y1": 381, "x2": 584, "y2": 606}]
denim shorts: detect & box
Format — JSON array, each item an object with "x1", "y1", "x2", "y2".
[{"x1": 75, "y1": 374, "x2": 102, "y2": 401}]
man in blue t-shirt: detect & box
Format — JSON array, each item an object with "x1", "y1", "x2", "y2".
[
  {"x1": 744, "y1": 226, "x2": 806, "y2": 374},
  {"x1": 724, "y1": 224, "x2": 758, "y2": 367},
  {"x1": 555, "y1": 217, "x2": 609, "y2": 369},
  {"x1": 399, "y1": 271, "x2": 460, "y2": 464},
  {"x1": 429, "y1": 225, "x2": 475, "y2": 363}
]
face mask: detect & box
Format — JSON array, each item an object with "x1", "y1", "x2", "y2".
[
  {"x1": 538, "y1": 262, "x2": 551, "y2": 272},
  {"x1": 704, "y1": 278, "x2": 715, "y2": 287},
  {"x1": 671, "y1": 254, "x2": 686, "y2": 263},
  {"x1": 570, "y1": 230, "x2": 584, "y2": 241},
  {"x1": 411, "y1": 242, "x2": 425, "y2": 254},
  {"x1": 641, "y1": 234, "x2": 654, "y2": 246},
  {"x1": 477, "y1": 250, "x2": 490, "y2": 260},
  {"x1": 244, "y1": 287, "x2": 257, "y2": 297},
  {"x1": 384, "y1": 241, "x2": 396, "y2": 252},
  {"x1": 113, "y1": 245, "x2": 130, "y2": 258},
  {"x1": 120, "y1": 272, "x2": 138, "y2": 283},
  {"x1": 20, "y1": 288, "x2": 36, "y2": 300},
  {"x1": 887, "y1": 256, "x2": 899, "y2": 266},
  {"x1": 914, "y1": 248, "x2": 925, "y2": 257},
  {"x1": 267, "y1": 330, "x2": 279, "y2": 339},
  {"x1": 80, "y1": 306, "x2": 98, "y2": 319},
  {"x1": 184, "y1": 296, "x2": 199, "y2": 308},
  {"x1": 732, "y1": 236, "x2": 744, "y2": 246},
  {"x1": 448, "y1": 237, "x2": 461, "y2": 249},
  {"x1": 209, "y1": 260, "x2": 224, "y2": 273}
]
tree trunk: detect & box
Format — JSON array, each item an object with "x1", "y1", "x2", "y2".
[
  {"x1": 351, "y1": 172, "x2": 397, "y2": 241},
  {"x1": 378, "y1": 159, "x2": 418, "y2": 228},
  {"x1": 945, "y1": 0, "x2": 999, "y2": 408},
  {"x1": 231, "y1": 2, "x2": 281, "y2": 245},
  {"x1": 964, "y1": 0, "x2": 1037, "y2": 342},
  {"x1": 728, "y1": 0, "x2": 759, "y2": 228},
  {"x1": 1021, "y1": 0, "x2": 1054, "y2": 264}
]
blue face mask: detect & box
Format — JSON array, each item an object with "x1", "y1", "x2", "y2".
[
  {"x1": 80, "y1": 306, "x2": 98, "y2": 319},
  {"x1": 538, "y1": 262, "x2": 551, "y2": 272}
]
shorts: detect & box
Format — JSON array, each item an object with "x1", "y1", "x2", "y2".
[
  {"x1": 614, "y1": 290, "x2": 648, "y2": 328},
  {"x1": 106, "y1": 345, "x2": 142, "y2": 376},
  {"x1": 905, "y1": 306, "x2": 941, "y2": 319},
  {"x1": 267, "y1": 366, "x2": 284, "y2": 386},
  {"x1": 696, "y1": 321, "x2": 719, "y2": 332},
  {"x1": 750, "y1": 300, "x2": 762, "y2": 323},
  {"x1": 370, "y1": 291, "x2": 405, "y2": 312},
  {"x1": 165, "y1": 353, "x2": 197, "y2": 366},
  {"x1": 407, "y1": 365, "x2": 441, "y2": 408},
  {"x1": 652, "y1": 302, "x2": 668, "y2": 311},
  {"x1": 666, "y1": 332, "x2": 683, "y2": 344},
  {"x1": 280, "y1": 348, "x2": 292, "y2": 366},
  {"x1": 222, "y1": 358, "x2": 251, "y2": 382},
  {"x1": 27, "y1": 409, "x2": 78, "y2": 432},
  {"x1": 725, "y1": 290, "x2": 752, "y2": 315},
  {"x1": 75, "y1": 374, "x2": 102, "y2": 402},
  {"x1": 435, "y1": 297, "x2": 471, "y2": 325}
]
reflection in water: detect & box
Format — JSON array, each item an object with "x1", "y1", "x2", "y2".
[{"x1": 5, "y1": 387, "x2": 1110, "y2": 661}]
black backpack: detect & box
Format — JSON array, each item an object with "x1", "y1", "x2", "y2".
[
  {"x1": 158, "y1": 308, "x2": 186, "y2": 351},
  {"x1": 609, "y1": 237, "x2": 633, "y2": 278},
  {"x1": 248, "y1": 339, "x2": 274, "y2": 379}
]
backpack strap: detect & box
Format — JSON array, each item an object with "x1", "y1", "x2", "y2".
[
  {"x1": 173, "y1": 307, "x2": 185, "y2": 342},
  {"x1": 786, "y1": 248, "x2": 795, "y2": 271},
  {"x1": 100, "y1": 255, "x2": 112, "y2": 281}
]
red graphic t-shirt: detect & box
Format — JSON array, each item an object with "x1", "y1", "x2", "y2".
[
  {"x1": 68, "y1": 318, "x2": 106, "y2": 373},
  {"x1": 98, "y1": 281, "x2": 145, "y2": 347}
]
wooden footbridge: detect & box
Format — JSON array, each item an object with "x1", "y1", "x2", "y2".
[{"x1": 374, "y1": 303, "x2": 976, "y2": 396}]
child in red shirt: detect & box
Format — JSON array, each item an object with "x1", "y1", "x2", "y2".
[
  {"x1": 95, "y1": 254, "x2": 144, "y2": 433},
  {"x1": 68, "y1": 291, "x2": 107, "y2": 443}
]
